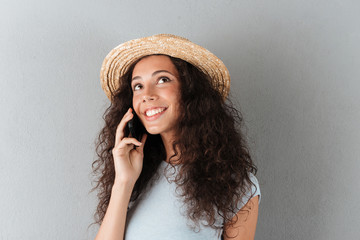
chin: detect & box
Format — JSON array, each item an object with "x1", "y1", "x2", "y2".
[{"x1": 144, "y1": 127, "x2": 162, "y2": 135}]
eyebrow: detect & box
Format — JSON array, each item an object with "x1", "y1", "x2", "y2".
[{"x1": 131, "y1": 70, "x2": 176, "y2": 83}]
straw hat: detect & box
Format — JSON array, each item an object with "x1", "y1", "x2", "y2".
[{"x1": 100, "y1": 34, "x2": 230, "y2": 102}]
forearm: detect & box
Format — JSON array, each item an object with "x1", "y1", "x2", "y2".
[{"x1": 95, "y1": 182, "x2": 134, "y2": 240}]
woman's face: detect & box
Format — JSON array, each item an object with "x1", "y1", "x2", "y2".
[{"x1": 131, "y1": 55, "x2": 181, "y2": 138}]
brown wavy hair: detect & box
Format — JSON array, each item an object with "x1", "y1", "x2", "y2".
[{"x1": 90, "y1": 54, "x2": 258, "y2": 238}]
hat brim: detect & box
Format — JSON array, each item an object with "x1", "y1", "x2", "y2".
[{"x1": 100, "y1": 34, "x2": 230, "y2": 102}]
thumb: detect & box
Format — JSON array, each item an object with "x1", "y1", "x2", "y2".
[
  {"x1": 137, "y1": 133, "x2": 148, "y2": 153},
  {"x1": 132, "y1": 133, "x2": 147, "y2": 172}
]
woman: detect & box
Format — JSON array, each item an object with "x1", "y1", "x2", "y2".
[{"x1": 91, "y1": 34, "x2": 261, "y2": 240}]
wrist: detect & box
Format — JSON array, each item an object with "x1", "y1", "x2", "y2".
[{"x1": 112, "y1": 179, "x2": 135, "y2": 193}]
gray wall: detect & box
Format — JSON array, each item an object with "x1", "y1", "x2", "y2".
[{"x1": 1, "y1": 0, "x2": 359, "y2": 239}]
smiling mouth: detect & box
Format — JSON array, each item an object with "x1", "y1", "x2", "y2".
[{"x1": 145, "y1": 107, "x2": 167, "y2": 117}]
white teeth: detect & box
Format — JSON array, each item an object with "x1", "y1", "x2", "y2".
[{"x1": 146, "y1": 108, "x2": 166, "y2": 117}]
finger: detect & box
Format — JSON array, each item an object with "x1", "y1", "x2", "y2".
[
  {"x1": 113, "y1": 137, "x2": 142, "y2": 157},
  {"x1": 118, "y1": 137, "x2": 142, "y2": 150},
  {"x1": 131, "y1": 134, "x2": 147, "y2": 171},
  {"x1": 141, "y1": 133, "x2": 147, "y2": 147},
  {"x1": 136, "y1": 133, "x2": 148, "y2": 152},
  {"x1": 114, "y1": 108, "x2": 134, "y2": 145}
]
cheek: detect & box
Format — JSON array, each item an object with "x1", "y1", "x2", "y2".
[
  {"x1": 170, "y1": 92, "x2": 182, "y2": 114},
  {"x1": 132, "y1": 97, "x2": 141, "y2": 113},
  {"x1": 167, "y1": 85, "x2": 181, "y2": 100}
]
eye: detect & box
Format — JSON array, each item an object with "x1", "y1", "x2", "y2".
[
  {"x1": 133, "y1": 83, "x2": 142, "y2": 91},
  {"x1": 158, "y1": 76, "x2": 170, "y2": 84}
]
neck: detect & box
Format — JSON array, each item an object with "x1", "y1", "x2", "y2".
[{"x1": 160, "y1": 132, "x2": 181, "y2": 164}]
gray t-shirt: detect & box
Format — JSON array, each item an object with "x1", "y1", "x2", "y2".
[{"x1": 124, "y1": 160, "x2": 261, "y2": 240}]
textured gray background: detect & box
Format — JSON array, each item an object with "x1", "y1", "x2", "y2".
[{"x1": 1, "y1": 0, "x2": 359, "y2": 239}]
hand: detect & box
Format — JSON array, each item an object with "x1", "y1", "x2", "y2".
[{"x1": 112, "y1": 108, "x2": 147, "y2": 186}]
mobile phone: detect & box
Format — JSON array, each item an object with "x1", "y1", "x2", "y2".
[{"x1": 127, "y1": 109, "x2": 147, "y2": 142}]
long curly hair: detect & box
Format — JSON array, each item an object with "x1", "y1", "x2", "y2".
[{"x1": 90, "y1": 54, "x2": 258, "y2": 237}]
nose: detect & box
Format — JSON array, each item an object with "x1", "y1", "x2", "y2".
[
  {"x1": 142, "y1": 95, "x2": 155, "y2": 102},
  {"x1": 142, "y1": 85, "x2": 157, "y2": 102}
]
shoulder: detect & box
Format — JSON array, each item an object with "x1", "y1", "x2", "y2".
[
  {"x1": 247, "y1": 172, "x2": 261, "y2": 204},
  {"x1": 223, "y1": 195, "x2": 259, "y2": 240},
  {"x1": 222, "y1": 173, "x2": 261, "y2": 240}
]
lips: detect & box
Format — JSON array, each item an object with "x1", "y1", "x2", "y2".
[
  {"x1": 143, "y1": 107, "x2": 167, "y2": 121},
  {"x1": 145, "y1": 108, "x2": 166, "y2": 117}
]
